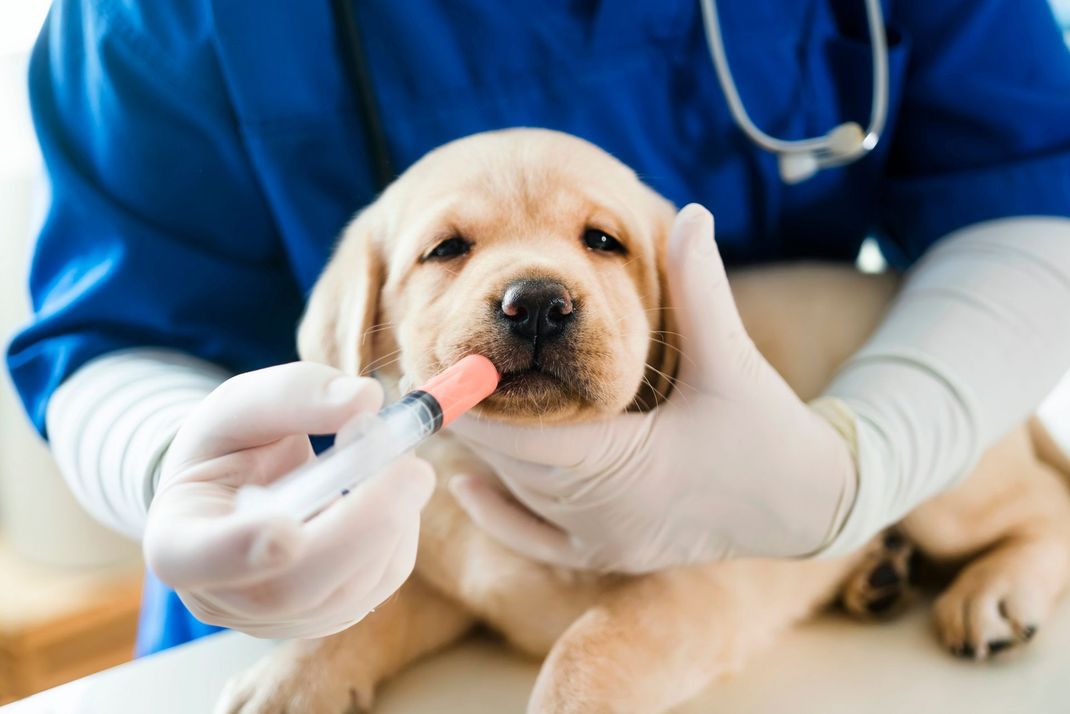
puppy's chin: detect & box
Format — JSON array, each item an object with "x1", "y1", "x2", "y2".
[{"x1": 473, "y1": 375, "x2": 589, "y2": 425}]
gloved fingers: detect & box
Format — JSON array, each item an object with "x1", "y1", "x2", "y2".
[
  {"x1": 146, "y1": 440, "x2": 314, "y2": 590},
  {"x1": 163, "y1": 433, "x2": 315, "y2": 495},
  {"x1": 352, "y1": 513, "x2": 422, "y2": 615},
  {"x1": 453, "y1": 447, "x2": 569, "y2": 504},
  {"x1": 665, "y1": 203, "x2": 751, "y2": 392},
  {"x1": 144, "y1": 487, "x2": 305, "y2": 590},
  {"x1": 177, "y1": 362, "x2": 384, "y2": 459},
  {"x1": 210, "y1": 455, "x2": 433, "y2": 618},
  {"x1": 448, "y1": 474, "x2": 590, "y2": 569},
  {"x1": 300, "y1": 512, "x2": 423, "y2": 639},
  {"x1": 148, "y1": 452, "x2": 430, "y2": 594},
  {"x1": 203, "y1": 514, "x2": 410, "y2": 626},
  {"x1": 194, "y1": 515, "x2": 421, "y2": 640},
  {"x1": 448, "y1": 412, "x2": 639, "y2": 473},
  {"x1": 299, "y1": 453, "x2": 435, "y2": 546}
]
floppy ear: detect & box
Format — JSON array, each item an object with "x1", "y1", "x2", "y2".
[
  {"x1": 632, "y1": 195, "x2": 680, "y2": 411},
  {"x1": 297, "y1": 206, "x2": 385, "y2": 375}
]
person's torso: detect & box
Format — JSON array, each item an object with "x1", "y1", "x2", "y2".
[{"x1": 205, "y1": 0, "x2": 911, "y2": 290}]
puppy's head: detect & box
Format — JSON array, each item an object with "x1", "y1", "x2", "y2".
[{"x1": 299, "y1": 129, "x2": 677, "y2": 424}]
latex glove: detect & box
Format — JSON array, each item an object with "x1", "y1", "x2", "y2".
[
  {"x1": 448, "y1": 204, "x2": 857, "y2": 573},
  {"x1": 142, "y1": 362, "x2": 435, "y2": 638}
]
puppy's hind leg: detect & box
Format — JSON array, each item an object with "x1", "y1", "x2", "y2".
[
  {"x1": 216, "y1": 576, "x2": 475, "y2": 714},
  {"x1": 527, "y1": 558, "x2": 854, "y2": 714}
]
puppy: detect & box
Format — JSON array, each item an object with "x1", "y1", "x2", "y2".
[{"x1": 218, "y1": 129, "x2": 1070, "y2": 714}]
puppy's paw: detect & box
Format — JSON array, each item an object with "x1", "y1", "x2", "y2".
[
  {"x1": 933, "y1": 543, "x2": 1061, "y2": 661},
  {"x1": 841, "y1": 529, "x2": 914, "y2": 620},
  {"x1": 215, "y1": 643, "x2": 374, "y2": 714}
]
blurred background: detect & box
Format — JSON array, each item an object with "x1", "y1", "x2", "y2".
[
  {"x1": 0, "y1": 0, "x2": 1068, "y2": 705},
  {"x1": 1, "y1": 1, "x2": 142, "y2": 704}
]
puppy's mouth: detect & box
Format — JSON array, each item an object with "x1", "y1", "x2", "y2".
[
  {"x1": 495, "y1": 365, "x2": 567, "y2": 395},
  {"x1": 448, "y1": 339, "x2": 600, "y2": 421}
]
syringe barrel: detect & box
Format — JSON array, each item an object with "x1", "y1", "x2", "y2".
[{"x1": 236, "y1": 391, "x2": 441, "y2": 521}]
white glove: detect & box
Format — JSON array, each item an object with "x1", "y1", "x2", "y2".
[
  {"x1": 142, "y1": 362, "x2": 435, "y2": 638},
  {"x1": 447, "y1": 205, "x2": 857, "y2": 573}
]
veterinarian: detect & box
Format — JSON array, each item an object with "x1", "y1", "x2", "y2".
[{"x1": 8, "y1": 1, "x2": 1070, "y2": 653}]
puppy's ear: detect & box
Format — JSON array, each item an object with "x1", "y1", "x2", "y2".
[
  {"x1": 297, "y1": 206, "x2": 385, "y2": 375},
  {"x1": 633, "y1": 195, "x2": 680, "y2": 411}
]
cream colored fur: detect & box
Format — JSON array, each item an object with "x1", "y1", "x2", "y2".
[{"x1": 218, "y1": 129, "x2": 1070, "y2": 714}]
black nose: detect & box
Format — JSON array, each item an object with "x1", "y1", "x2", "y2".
[{"x1": 500, "y1": 279, "x2": 575, "y2": 341}]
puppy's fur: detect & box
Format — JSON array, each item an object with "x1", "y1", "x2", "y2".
[{"x1": 219, "y1": 130, "x2": 1070, "y2": 714}]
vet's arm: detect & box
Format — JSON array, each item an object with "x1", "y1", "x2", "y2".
[
  {"x1": 446, "y1": 211, "x2": 1070, "y2": 571},
  {"x1": 46, "y1": 349, "x2": 229, "y2": 538},
  {"x1": 49, "y1": 351, "x2": 437, "y2": 638},
  {"x1": 818, "y1": 216, "x2": 1070, "y2": 555}
]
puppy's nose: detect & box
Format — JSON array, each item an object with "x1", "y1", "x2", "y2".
[{"x1": 500, "y1": 279, "x2": 574, "y2": 341}]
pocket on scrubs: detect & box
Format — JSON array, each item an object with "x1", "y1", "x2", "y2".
[{"x1": 820, "y1": 22, "x2": 911, "y2": 145}]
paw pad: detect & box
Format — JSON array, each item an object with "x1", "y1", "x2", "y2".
[{"x1": 841, "y1": 530, "x2": 915, "y2": 620}]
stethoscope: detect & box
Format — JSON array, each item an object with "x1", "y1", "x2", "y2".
[
  {"x1": 700, "y1": 0, "x2": 889, "y2": 184},
  {"x1": 332, "y1": 0, "x2": 891, "y2": 191}
]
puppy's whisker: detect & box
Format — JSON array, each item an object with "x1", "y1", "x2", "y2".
[
  {"x1": 647, "y1": 336, "x2": 683, "y2": 355},
  {"x1": 644, "y1": 362, "x2": 697, "y2": 405},
  {"x1": 363, "y1": 347, "x2": 401, "y2": 367},
  {"x1": 363, "y1": 349, "x2": 403, "y2": 373},
  {"x1": 644, "y1": 362, "x2": 675, "y2": 385},
  {"x1": 641, "y1": 372, "x2": 670, "y2": 402},
  {"x1": 362, "y1": 322, "x2": 397, "y2": 336},
  {"x1": 366, "y1": 357, "x2": 403, "y2": 376},
  {"x1": 636, "y1": 374, "x2": 667, "y2": 408}
]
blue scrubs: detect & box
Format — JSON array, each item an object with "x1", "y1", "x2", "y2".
[{"x1": 8, "y1": 0, "x2": 1070, "y2": 656}]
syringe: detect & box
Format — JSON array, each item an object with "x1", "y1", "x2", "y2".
[{"x1": 235, "y1": 355, "x2": 499, "y2": 522}]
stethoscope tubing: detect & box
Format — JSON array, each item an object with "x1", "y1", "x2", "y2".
[
  {"x1": 699, "y1": 0, "x2": 889, "y2": 164},
  {"x1": 336, "y1": 0, "x2": 892, "y2": 190}
]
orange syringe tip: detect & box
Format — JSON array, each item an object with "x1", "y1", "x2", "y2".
[{"x1": 419, "y1": 355, "x2": 500, "y2": 427}]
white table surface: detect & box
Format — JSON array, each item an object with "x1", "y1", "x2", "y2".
[{"x1": 5, "y1": 598, "x2": 1069, "y2": 713}]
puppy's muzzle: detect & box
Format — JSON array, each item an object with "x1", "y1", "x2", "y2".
[{"x1": 498, "y1": 279, "x2": 575, "y2": 343}]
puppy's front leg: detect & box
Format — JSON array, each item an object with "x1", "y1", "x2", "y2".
[
  {"x1": 528, "y1": 558, "x2": 853, "y2": 714},
  {"x1": 216, "y1": 576, "x2": 474, "y2": 714}
]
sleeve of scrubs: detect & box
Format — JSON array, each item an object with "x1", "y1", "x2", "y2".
[
  {"x1": 46, "y1": 348, "x2": 229, "y2": 538},
  {"x1": 5, "y1": 4, "x2": 304, "y2": 530},
  {"x1": 1039, "y1": 369, "x2": 1070, "y2": 457},
  {"x1": 820, "y1": 218, "x2": 1070, "y2": 556},
  {"x1": 817, "y1": 0, "x2": 1070, "y2": 555}
]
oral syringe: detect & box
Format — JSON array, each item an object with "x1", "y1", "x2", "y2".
[{"x1": 235, "y1": 355, "x2": 499, "y2": 522}]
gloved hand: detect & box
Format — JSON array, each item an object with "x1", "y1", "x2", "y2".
[
  {"x1": 448, "y1": 204, "x2": 858, "y2": 573},
  {"x1": 143, "y1": 362, "x2": 435, "y2": 638}
]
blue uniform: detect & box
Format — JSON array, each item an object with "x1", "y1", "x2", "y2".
[{"x1": 8, "y1": 0, "x2": 1070, "y2": 655}]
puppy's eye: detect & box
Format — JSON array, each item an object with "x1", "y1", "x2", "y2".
[
  {"x1": 424, "y1": 236, "x2": 471, "y2": 261},
  {"x1": 582, "y1": 228, "x2": 626, "y2": 255}
]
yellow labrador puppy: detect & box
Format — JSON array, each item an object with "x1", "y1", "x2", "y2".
[{"x1": 218, "y1": 129, "x2": 1070, "y2": 714}]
